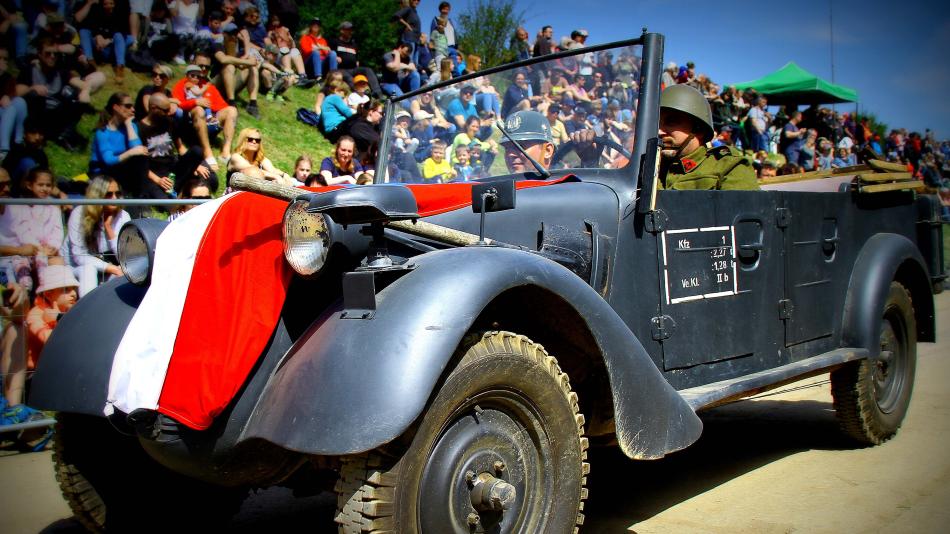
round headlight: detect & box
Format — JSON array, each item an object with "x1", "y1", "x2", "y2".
[
  {"x1": 282, "y1": 199, "x2": 332, "y2": 275},
  {"x1": 117, "y1": 219, "x2": 167, "y2": 286}
]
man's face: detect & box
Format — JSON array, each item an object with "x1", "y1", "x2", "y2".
[
  {"x1": 40, "y1": 47, "x2": 58, "y2": 69},
  {"x1": 102, "y1": 0, "x2": 115, "y2": 13},
  {"x1": 440, "y1": 4, "x2": 450, "y2": 15},
  {"x1": 504, "y1": 141, "x2": 553, "y2": 173},
  {"x1": 514, "y1": 74, "x2": 526, "y2": 87},
  {"x1": 149, "y1": 99, "x2": 171, "y2": 120},
  {"x1": 223, "y1": 3, "x2": 235, "y2": 17},
  {"x1": 658, "y1": 109, "x2": 701, "y2": 158},
  {"x1": 340, "y1": 27, "x2": 353, "y2": 39},
  {"x1": 24, "y1": 130, "x2": 44, "y2": 147},
  {"x1": 194, "y1": 56, "x2": 212, "y2": 75},
  {"x1": 760, "y1": 166, "x2": 777, "y2": 178},
  {"x1": 543, "y1": 27, "x2": 553, "y2": 38},
  {"x1": 0, "y1": 173, "x2": 10, "y2": 198},
  {"x1": 461, "y1": 90, "x2": 474, "y2": 104},
  {"x1": 759, "y1": 98, "x2": 768, "y2": 109}
]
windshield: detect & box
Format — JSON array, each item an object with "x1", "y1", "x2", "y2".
[{"x1": 378, "y1": 41, "x2": 643, "y2": 183}]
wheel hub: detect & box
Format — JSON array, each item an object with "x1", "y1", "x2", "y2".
[
  {"x1": 875, "y1": 314, "x2": 906, "y2": 413},
  {"x1": 417, "y1": 398, "x2": 550, "y2": 534}
]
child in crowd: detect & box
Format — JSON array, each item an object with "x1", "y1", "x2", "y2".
[
  {"x1": 468, "y1": 142, "x2": 486, "y2": 177},
  {"x1": 347, "y1": 75, "x2": 371, "y2": 110},
  {"x1": 293, "y1": 155, "x2": 313, "y2": 184},
  {"x1": 14, "y1": 168, "x2": 64, "y2": 291},
  {"x1": 453, "y1": 144, "x2": 474, "y2": 181},
  {"x1": 392, "y1": 110, "x2": 419, "y2": 156},
  {"x1": 422, "y1": 141, "x2": 456, "y2": 182},
  {"x1": 24, "y1": 264, "x2": 78, "y2": 373},
  {"x1": 430, "y1": 18, "x2": 449, "y2": 63},
  {"x1": 183, "y1": 66, "x2": 215, "y2": 122}
]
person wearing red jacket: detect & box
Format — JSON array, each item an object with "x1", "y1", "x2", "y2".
[
  {"x1": 299, "y1": 18, "x2": 337, "y2": 82},
  {"x1": 172, "y1": 60, "x2": 237, "y2": 170}
]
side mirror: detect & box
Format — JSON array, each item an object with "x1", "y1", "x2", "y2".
[{"x1": 471, "y1": 179, "x2": 516, "y2": 244}]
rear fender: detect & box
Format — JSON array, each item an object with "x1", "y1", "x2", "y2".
[
  {"x1": 841, "y1": 233, "x2": 935, "y2": 355},
  {"x1": 243, "y1": 247, "x2": 702, "y2": 460},
  {"x1": 29, "y1": 277, "x2": 147, "y2": 415}
]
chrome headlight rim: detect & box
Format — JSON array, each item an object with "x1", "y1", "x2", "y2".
[
  {"x1": 282, "y1": 199, "x2": 335, "y2": 276},
  {"x1": 117, "y1": 219, "x2": 167, "y2": 286}
]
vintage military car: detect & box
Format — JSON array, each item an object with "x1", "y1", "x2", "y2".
[{"x1": 31, "y1": 32, "x2": 944, "y2": 533}]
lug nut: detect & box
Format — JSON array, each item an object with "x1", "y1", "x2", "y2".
[
  {"x1": 465, "y1": 470, "x2": 476, "y2": 484},
  {"x1": 493, "y1": 460, "x2": 505, "y2": 472},
  {"x1": 467, "y1": 512, "x2": 479, "y2": 525}
]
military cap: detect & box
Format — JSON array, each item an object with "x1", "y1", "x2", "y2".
[
  {"x1": 502, "y1": 110, "x2": 553, "y2": 144},
  {"x1": 660, "y1": 84, "x2": 714, "y2": 142}
]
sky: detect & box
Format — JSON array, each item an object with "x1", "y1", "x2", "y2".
[{"x1": 421, "y1": 0, "x2": 950, "y2": 138}]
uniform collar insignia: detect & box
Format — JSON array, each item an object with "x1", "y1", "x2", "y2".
[{"x1": 682, "y1": 158, "x2": 698, "y2": 172}]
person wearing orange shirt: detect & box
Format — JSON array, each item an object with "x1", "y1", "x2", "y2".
[{"x1": 299, "y1": 18, "x2": 337, "y2": 82}]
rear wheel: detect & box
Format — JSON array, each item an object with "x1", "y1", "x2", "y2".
[
  {"x1": 336, "y1": 331, "x2": 589, "y2": 533},
  {"x1": 53, "y1": 413, "x2": 247, "y2": 533},
  {"x1": 831, "y1": 282, "x2": 917, "y2": 445}
]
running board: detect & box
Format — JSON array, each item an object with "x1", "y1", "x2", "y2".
[{"x1": 679, "y1": 348, "x2": 868, "y2": 411}]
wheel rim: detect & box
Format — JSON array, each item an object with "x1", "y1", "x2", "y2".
[
  {"x1": 418, "y1": 390, "x2": 552, "y2": 534},
  {"x1": 874, "y1": 307, "x2": 908, "y2": 414}
]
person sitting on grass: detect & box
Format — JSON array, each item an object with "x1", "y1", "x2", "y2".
[
  {"x1": 311, "y1": 136, "x2": 362, "y2": 186},
  {"x1": 226, "y1": 128, "x2": 296, "y2": 189},
  {"x1": 65, "y1": 176, "x2": 128, "y2": 297},
  {"x1": 422, "y1": 140, "x2": 456, "y2": 182},
  {"x1": 171, "y1": 59, "x2": 238, "y2": 172}
]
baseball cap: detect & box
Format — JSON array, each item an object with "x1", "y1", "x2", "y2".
[
  {"x1": 413, "y1": 110, "x2": 434, "y2": 121},
  {"x1": 46, "y1": 13, "x2": 65, "y2": 25},
  {"x1": 666, "y1": 61, "x2": 677, "y2": 70},
  {"x1": 575, "y1": 28, "x2": 589, "y2": 37},
  {"x1": 339, "y1": 21, "x2": 354, "y2": 29},
  {"x1": 353, "y1": 74, "x2": 369, "y2": 85},
  {"x1": 185, "y1": 65, "x2": 203, "y2": 74},
  {"x1": 460, "y1": 85, "x2": 476, "y2": 95},
  {"x1": 394, "y1": 110, "x2": 411, "y2": 121},
  {"x1": 309, "y1": 17, "x2": 322, "y2": 26}
]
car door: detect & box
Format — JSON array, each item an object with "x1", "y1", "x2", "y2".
[{"x1": 652, "y1": 190, "x2": 785, "y2": 377}]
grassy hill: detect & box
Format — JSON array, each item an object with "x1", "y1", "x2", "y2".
[{"x1": 49, "y1": 67, "x2": 335, "y2": 186}]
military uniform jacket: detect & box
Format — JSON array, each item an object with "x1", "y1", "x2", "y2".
[{"x1": 660, "y1": 145, "x2": 759, "y2": 190}]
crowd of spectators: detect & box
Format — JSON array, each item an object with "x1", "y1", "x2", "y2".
[{"x1": 0, "y1": 1, "x2": 948, "y2": 430}]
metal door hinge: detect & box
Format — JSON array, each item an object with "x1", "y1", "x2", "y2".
[
  {"x1": 646, "y1": 209, "x2": 668, "y2": 234},
  {"x1": 651, "y1": 315, "x2": 676, "y2": 341},
  {"x1": 779, "y1": 299, "x2": 793, "y2": 320},
  {"x1": 776, "y1": 208, "x2": 791, "y2": 228}
]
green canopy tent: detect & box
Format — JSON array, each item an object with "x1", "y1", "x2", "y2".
[{"x1": 733, "y1": 62, "x2": 858, "y2": 105}]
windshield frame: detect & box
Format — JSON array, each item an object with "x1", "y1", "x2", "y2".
[{"x1": 375, "y1": 34, "x2": 650, "y2": 185}]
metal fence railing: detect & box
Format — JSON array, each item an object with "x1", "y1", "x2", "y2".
[{"x1": 1, "y1": 197, "x2": 210, "y2": 446}]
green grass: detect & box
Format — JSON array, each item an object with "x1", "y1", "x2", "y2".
[{"x1": 48, "y1": 67, "x2": 335, "y2": 184}]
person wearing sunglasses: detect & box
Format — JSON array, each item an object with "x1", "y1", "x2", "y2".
[
  {"x1": 134, "y1": 65, "x2": 178, "y2": 120},
  {"x1": 225, "y1": 128, "x2": 295, "y2": 190},
  {"x1": 89, "y1": 93, "x2": 150, "y2": 211},
  {"x1": 137, "y1": 93, "x2": 214, "y2": 198},
  {"x1": 64, "y1": 175, "x2": 129, "y2": 297}
]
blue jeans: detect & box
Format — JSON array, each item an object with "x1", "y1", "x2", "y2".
[
  {"x1": 80, "y1": 30, "x2": 133, "y2": 66},
  {"x1": 475, "y1": 93, "x2": 500, "y2": 117},
  {"x1": 307, "y1": 51, "x2": 338, "y2": 78},
  {"x1": 381, "y1": 70, "x2": 421, "y2": 97},
  {"x1": 12, "y1": 20, "x2": 28, "y2": 58},
  {"x1": 0, "y1": 96, "x2": 27, "y2": 151}
]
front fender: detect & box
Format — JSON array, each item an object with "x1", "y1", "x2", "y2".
[
  {"x1": 29, "y1": 277, "x2": 147, "y2": 415},
  {"x1": 243, "y1": 247, "x2": 702, "y2": 460},
  {"x1": 841, "y1": 233, "x2": 935, "y2": 354}
]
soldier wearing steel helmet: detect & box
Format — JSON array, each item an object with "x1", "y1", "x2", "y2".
[
  {"x1": 658, "y1": 84, "x2": 759, "y2": 190},
  {"x1": 501, "y1": 109, "x2": 599, "y2": 174}
]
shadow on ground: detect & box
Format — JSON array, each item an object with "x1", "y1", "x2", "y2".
[
  {"x1": 584, "y1": 397, "x2": 856, "y2": 532},
  {"x1": 41, "y1": 397, "x2": 857, "y2": 533}
]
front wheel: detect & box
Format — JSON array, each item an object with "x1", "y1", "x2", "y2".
[
  {"x1": 831, "y1": 282, "x2": 917, "y2": 445},
  {"x1": 53, "y1": 413, "x2": 247, "y2": 532},
  {"x1": 336, "y1": 331, "x2": 589, "y2": 533}
]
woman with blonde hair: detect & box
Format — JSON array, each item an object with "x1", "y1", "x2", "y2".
[
  {"x1": 312, "y1": 136, "x2": 364, "y2": 186},
  {"x1": 226, "y1": 128, "x2": 295, "y2": 188},
  {"x1": 66, "y1": 176, "x2": 130, "y2": 297}
]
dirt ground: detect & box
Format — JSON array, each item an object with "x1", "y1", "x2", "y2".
[{"x1": 1, "y1": 292, "x2": 948, "y2": 533}]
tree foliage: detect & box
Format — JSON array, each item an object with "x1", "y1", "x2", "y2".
[
  {"x1": 295, "y1": 0, "x2": 401, "y2": 72},
  {"x1": 456, "y1": 0, "x2": 525, "y2": 69}
]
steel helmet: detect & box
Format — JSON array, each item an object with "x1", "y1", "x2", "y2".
[
  {"x1": 660, "y1": 84, "x2": 715, "y2": 142},
  {"x1": 502, "y1": 110, "x2": 554, "y2": 144}
]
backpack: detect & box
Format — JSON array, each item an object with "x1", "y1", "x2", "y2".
[{"x1": 296, "y1": 108, "x2": 321, "y2": 129}]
